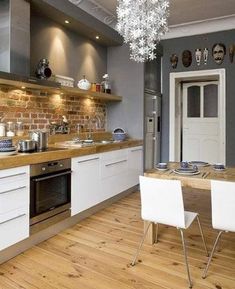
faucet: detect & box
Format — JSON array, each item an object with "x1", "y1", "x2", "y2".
[{"x1": 87, "y1": 115, "x2": 102, "y2": 140}]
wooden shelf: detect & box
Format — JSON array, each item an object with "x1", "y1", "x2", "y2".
[
  {"x1": 61, "y1": 86, "x2": 122, "y2": 102},
  {"x1": 0, "y1": 71, "x2": 122, "y2": 102}
]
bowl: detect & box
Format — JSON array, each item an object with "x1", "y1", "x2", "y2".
[
  {"x1": 112, "y1": 132, "x2": 126, "y2": 141},
  {"x1": 214, "y1": 163, "x2": 225, "y2": 170},
  {"x1": 157, "y1": 162, "x2": 167, "y2": 169},
  {"x1": 0, "y1": 138, "x2": 13, "y2": 148}
]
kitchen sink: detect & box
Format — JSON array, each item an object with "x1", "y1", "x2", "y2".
[{"x1": 55, "y1": 139, "x2": 115, "y2": 148}]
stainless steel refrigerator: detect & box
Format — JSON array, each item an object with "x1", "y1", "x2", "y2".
[{"x1": 144, "y1": 89, "x2": 161, "y2": 170}]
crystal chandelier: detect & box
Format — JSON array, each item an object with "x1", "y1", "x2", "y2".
[{"x1": 116, "y1": 0, "x2": 169, "y2": 62}]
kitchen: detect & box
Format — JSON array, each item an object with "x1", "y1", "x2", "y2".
[{"x1": 0, "y1": 0, "x2": 235, "y2": 289}]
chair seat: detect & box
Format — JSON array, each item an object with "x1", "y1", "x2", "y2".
[{"x1": 184, "y1": 211, "x2": 198, "y2": 229}]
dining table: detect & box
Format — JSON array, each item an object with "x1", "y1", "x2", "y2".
[{"x1": 143, "y1": 162, "x2": 235, "y2": 244}]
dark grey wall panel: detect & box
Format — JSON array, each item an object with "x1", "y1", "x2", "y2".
[
  {"x1": 0, "y1": 0, "x2": 10, "y2": 72},
  {"x1": 161, "y1": 29, "x2": 235, "y2": 165},
  {"x1": 107, "y1": 44, "x2": 144, "y2": 139},
  {"x1": 30, "y1": 12, "x2": 107, "y2": 83}
]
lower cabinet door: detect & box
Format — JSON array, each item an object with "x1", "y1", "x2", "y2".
[
  {"x1": 128, "y1": 146, "x2": 143, "y2": 187},
  {"x1": 71, "y1": 155, "x2": 100, "y2": 215},
  {"x1": 0, "y1": 212, "x2": 29, "y2": 251}
]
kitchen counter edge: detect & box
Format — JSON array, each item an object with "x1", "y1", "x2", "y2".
[{"x1": 0, "y1": 139, "x2": 143, "y2": 170}]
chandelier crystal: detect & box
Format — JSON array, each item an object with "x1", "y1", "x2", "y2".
[{"x1": 116, "y1": 0, "x2": 169, "y2": 62}]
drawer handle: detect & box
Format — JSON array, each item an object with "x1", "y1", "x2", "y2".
[
  {"x1": 0, "y1": 172, "x2": 27, "y2": 180},
  {"x1": 77, "y1": 157, "x2": 99, "y2": 164},
  {"x1": 0, "y1": 213, "x2": 26, "y2": 225},
  {"x1": 0, "y1": 186, "x2": 27, "y2": 195},
  {"x1": 105, "y1": 159, "x2": 127, "y2": 167},
  {"x1": 131, "y1": 148, "x2": 142, "y2": 152}
]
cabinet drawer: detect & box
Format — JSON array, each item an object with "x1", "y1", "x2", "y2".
[
  {"x1": 0, "y1": 167, "x2": 29, "y2": 188},
  {"x1": 0, "y1": 213, "x2": 29, "y2": 251},
  {"x1": 101, "y1": 158, "x2": 128, "y2": 179},
  {"x1": 0, "y1": 183, "x2": 29, "y2": 216},
  {"x1": 100, "y1": 149, "x2": 128, "y2": 162}
]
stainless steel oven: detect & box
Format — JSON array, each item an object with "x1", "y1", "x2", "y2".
[{"x1": 30, "y1": 159, "x2": 71, "y2": 230}]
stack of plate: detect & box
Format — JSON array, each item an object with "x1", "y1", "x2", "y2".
[
  {"x1": 0, "y1": 138, "x2": 17, "y2": 156},
  {"x1": 174, "y1": 167, "x2": 200, "y2": 175}
]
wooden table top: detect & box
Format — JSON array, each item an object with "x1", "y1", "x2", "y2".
[{"x1": 145, "y1": 162, "x2": 235, "y2": 190}]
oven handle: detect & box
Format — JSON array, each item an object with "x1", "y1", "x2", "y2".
[{"x1": 32, "y1": 170, "x2": 72, "y2": 182}]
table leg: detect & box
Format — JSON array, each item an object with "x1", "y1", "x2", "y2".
[{"x1": 144, "y1": 221, "x2": 156, "y2": 244}]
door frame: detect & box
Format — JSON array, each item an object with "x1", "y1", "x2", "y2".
[{"x1": 169, "y1": 69, "x2": 226, "y2": 163}]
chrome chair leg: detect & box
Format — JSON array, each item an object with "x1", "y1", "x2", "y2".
[
  {"x1": 131, "y1": 222, "x2": 151, "y2": 266},
  {"x1": 155, "y1": 223, "x2": 159, "y2": 243},
  {"x1": 179, "y1": 229, "x2": 193, "y2": 289},
  {"x1": 196, "y1": 215, "x2": 209, "y2": 256},
  {"x1": 202, "y1": 231, "x2": 223, "y2": 279}
]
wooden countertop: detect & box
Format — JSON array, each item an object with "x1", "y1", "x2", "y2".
[
  {"x1": 0, "y1": 139, "x2": 143, "y2": 170},
  {"x1": 145, "y1": 162, "x2": 235, "y2": 191}
]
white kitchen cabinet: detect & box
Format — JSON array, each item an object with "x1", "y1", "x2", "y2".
[
  {"x1": 71, "y1": 146, "x2": 143, "y2": 216},
  {"x1": 128, "y1": 146, "x2": 143, "y2": 187},
  {"x1": 100, "y1": 149, "x2": 129, "y2": 200},
  {"x1": 0, "y1": 166, "x2": 30, "y2": 251},
  {"x1": 71, "y1": 154, "x2": 101, "y2": 215}
]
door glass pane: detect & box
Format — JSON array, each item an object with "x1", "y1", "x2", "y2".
[
  {"x1": 187, "y1": 86, "x2": 200, "y2": 117},
  {"x1": 204, "y1": 84, "x2": 218, "y2": 117}
]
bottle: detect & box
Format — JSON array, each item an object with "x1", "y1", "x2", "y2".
[
  {"x1": 16, "y1": 121, "x2": 24, "y2": 136},
  {"x1": 101, "y1": 74, "x2": 111, "y2": 94},
  {"x1": 6, "y1": 122, "x2": 15, "y2": 137},
  {"x1": 0, "y1": 123, "x2": 5, "y2": 137}
]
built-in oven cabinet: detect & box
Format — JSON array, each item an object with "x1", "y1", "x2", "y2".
[
  {"x1": 100, "y1": 149, "x2": 129, "y2": 201},
  {"x1": 127, "y1": 146, "x2": 143, "y2": 187},
  {"x1": 0, "y1": 166, "x2": 30, "y2": 251},
  {"x1": 71, "y1": 154, "x2": 101, "y2": 215}
]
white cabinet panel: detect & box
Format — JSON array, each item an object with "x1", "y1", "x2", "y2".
[
  {"x1": 128, "y1": 146, "x2": 143, "y2": 187},
  {"x1": 0, "y1": 213, "x2": 29, "y2": 251},
  {"x1": 100, "y1": 149, "x2": 129, "y2": 200},
  {"x1": 71, "y1": 154, "x2": 101, "y2": 215},
  {"x1": 0, "y1": 166, "x2": 30, "y2": 251}
]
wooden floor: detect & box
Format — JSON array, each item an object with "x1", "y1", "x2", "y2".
[{"x1": 0, "y1": 189, "x2": 234, "y2": 289}]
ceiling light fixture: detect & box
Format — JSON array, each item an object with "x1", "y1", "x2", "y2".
[
  {"x1": 65, "y1": 20, "x2": 70, "y2": 24},
  {"x1": 116, "y1": 0, "x2": 170, "y2": 62}
]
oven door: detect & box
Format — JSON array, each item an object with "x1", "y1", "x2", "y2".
[{"x1": 30, "y1": 169, "x2": 71, "y2": 219}]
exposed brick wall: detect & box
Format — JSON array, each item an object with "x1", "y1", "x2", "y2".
[{"x1": 0, "y1": 87, "x2": 106, "y2": 133}]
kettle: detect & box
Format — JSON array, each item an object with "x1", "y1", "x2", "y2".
[{"x1": 29, "y1": 130, "x2": 49, "y2": 151}]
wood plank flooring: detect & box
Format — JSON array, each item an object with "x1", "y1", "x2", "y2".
[{"x1": 0, "y1": 188, "x2": 234, "y2": 289}]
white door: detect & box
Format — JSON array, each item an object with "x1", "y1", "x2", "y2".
[{"x1": 182, "y1": 81, "x2": 221, "y2": 163}]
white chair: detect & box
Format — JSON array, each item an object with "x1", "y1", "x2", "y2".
[
  {"x1": 202, "y1": 180, "x2": 235, "y2": 278},
  {"x1": 131, "y1": 176, "x2": 208, "y2": 289}
]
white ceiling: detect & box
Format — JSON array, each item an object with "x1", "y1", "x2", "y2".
[{"x1": 93, "y1": 0, "x2": 235, "y2": 26}]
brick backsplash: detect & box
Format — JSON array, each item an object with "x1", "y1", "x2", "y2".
[{"x1": 0, "y1": 87, "x2": 106, "y2": 133}]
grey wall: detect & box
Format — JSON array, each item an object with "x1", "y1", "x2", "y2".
[
  {"x1": 30, "y1": 12, "x2": 107, "y2": 83},
  {"x1": 0, "y1": 0, "x2": 10, "y2": 72},
  {"x1": 107, "y1": 44, "x2": 144, "y2": 139},
  {"x1": 0, "y1": 0, "x2": 30, "y2": 75},
  {"x1": 161, "y1": 29, "x2": 235, "y2": 165}
]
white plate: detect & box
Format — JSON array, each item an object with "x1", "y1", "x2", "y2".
[
  {"x1": 155, "y1": 167, "x2": 168, "y2": 171},
  {"x1": 189, "y1": 161, "x2": 210, "y2": 167},
  {"x1": 0, "y1": 150, "x2": 17, "y2": 156},
  {"x1": 213, "y1": 167, "x2": 226, "y2": 171},
  {"x1": 173, "y1": 170, "x2": 200, "y2": 176}
]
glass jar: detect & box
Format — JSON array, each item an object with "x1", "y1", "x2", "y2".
[
  {"x1": 6, "y1": 122, "x2": 15, "y2": 137},
  {"x1": 0, "y1": 123, "x2": 5, "y2": 137},
  {"x1": 101, "y1": 74, "x2": 111, "y2": 94},
  {"x1": 91, "y1": 83, "x2": 96, "y2": 92},
  {"x1": 16, "y1": 121, "x2": 24, "y2": 136}
]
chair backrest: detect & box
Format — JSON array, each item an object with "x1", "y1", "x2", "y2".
[
  {"x1": 139, "y1": 176, "x2": 186, "y2": 228},
  {"x1": 211, "y1": 180, "x2": 235, "y2": 232}
]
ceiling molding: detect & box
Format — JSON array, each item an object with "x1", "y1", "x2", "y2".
[{"x1": 163, "y1": 14, "x2": 235, "y2": 40}]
